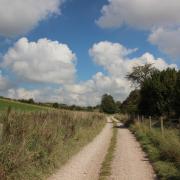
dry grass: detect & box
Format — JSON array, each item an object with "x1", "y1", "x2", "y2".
[{"x1": 0, "y1": 109, "x2": 106, "y2": 180}]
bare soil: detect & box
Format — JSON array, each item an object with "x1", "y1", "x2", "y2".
[{"x1": 110, "y1": 123, "x2": 156, "y2": 180}]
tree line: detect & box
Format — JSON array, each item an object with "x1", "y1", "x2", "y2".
[
  {"x1": 122, "y1": 64, "x2": 180, "y2": 119},
  {"x1": 100, "y1": 64, "x2": 180, "y2": 121}
]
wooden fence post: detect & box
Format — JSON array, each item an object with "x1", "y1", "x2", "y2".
[
  {"x1": 160, "y1": 116, "x2": 164, "y2": 136},
  {"x1": 149, "y1": 116, "x2": 152, "y2": 130},
  {"x1": 141, "y1": 115, "x2": 144, "y2": 124},
  {"x1": 0, "y1": 123, "x2": 3, "y2": 143}
]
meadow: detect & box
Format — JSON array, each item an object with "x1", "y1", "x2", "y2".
[{"x1": 0, "y1": 99, "x2": 106, "y2": 180}]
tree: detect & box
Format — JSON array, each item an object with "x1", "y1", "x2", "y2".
[
  {"x1": 100, "y1": 94, "x2": 117, "y2": 114},
  {"x1": 139, "y1": 68, "x2": 177, "y2": 117},
  {"x1": 116, "y1": 101, "x2": 122, "y2": 112},
  {"x1": 174, "y1": 70, "x2": 180, "y2": 116},
  {"x1": 28, "y1": 98, "x2": 34, "y2": 104},
  {"x1": 126, "y1": 63, "x2": 158, "y2": 87},
  {"x1": 53, "y1": 103, "x2": 59, "y2": 108},
  {"x1": 121, "y1": 90, "x2": 140, "y2": 114}
]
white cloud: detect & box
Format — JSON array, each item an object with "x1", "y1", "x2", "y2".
[
  {"x1": 7, "y1": 87, "x2": 64, "y2": 102},
  {"x1": 96, "y1": 0, "x2": 180, "y2": 30},
  {"x1": 2, "y1": 37, "x2": 76, "y2": 84},
  {"x1": 149, "y1": 28, "x2": 180, "y2": 58},
  {"x1": 56, "y1": 41, "x2": 176, "y2": 106},
  {"x1": 96, "y1": 0, "x2": 180, "y2": 58},
  {"x1": 0, "y1": 0, "x2": 64, "y2": 37},
  {"x1": 89, "y1": 41, "x2": 176, "y2": 75},
  {"x1": 0, "y1": 71, "x2": 11, "y2": 91},
  {"x1": 61, "y1": 72, "x2": 130, "y2": 106},
  {"x1": 7, "y1": 88, "x2": 39, "y2": 100},
  {"x1": 1, "y1": 41, "x2": 177, "y2": 106}
]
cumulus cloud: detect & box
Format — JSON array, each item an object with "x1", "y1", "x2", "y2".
[
  {"x1": 7, "y1": 87, "x2": 65, "y2": 103},
  {"x1": 149, "y1": 28, "x2": 180, "y2": 58},
  {"x1": 1, "y1": 41, "x2": 177, "y2": 106},
  {"x1": 61, "y1": 72, "x2": 130, "y2": 106},
  {"x1": 96, "y1": 0, "x2": 180, "y2": 58},
  {"x1": 53, "y1": 41, "x2": 176, "y2": 106},
  {"x1": 89, "y1": 41, "x2": 176, "y2": 75},
  {"x1": 2, "y1": 37, "x2": 76, "y2": 84},
  {"x1": 0, "y1": 71, "x2": 11, "y2": 91},
  {"x1": 96, "y1": 0, "x2": 180, "y2": 29},
  {"x1": 0, "y1": 0, "x2": 64, "y2": 37}
]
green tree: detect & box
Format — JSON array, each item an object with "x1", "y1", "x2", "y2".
[
  {"x1": 139, "y1": 68, "x2": 177, "y2": 117},
  {"x1": 53, "y1": 103, "x2": 59, "y2": 108},
  {"x1": 100, "y1": 94, "x2": 117, "y2": 114},
  {"x1": 121, "y1": 90, "x2": 140, "y2": 114},
  {"x1": 126, "y1": 63, "x2": 158, "y2": 87},
  {"x1": 116, "y1": 101, "x2": 122, "y2": 112},
  {"x1": 174, "y1": 70, "x2": 180, "y2": 116}
]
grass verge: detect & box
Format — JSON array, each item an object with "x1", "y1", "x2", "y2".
[
  {"x1": 99, "y1": 122, "x2": 117, "y2": 180},
  {"x1": 130, "y1": 123, "x2": 180, "y2": 180},
  {"x1": 0, "y1": 110, "x2": 106, "y2": 180}
]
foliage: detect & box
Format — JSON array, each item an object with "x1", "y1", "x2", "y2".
[
  {"x1": 125, "y1": 65, "x2": 180, "y2": 118},
  {"x1": 19, "y1": 98, "x2": 35, "y2": 104},
  {"x1": 115, "y1": 101, "x2": 121, "y2": 113},
  {"x1": 0, "y1": 110, "x2": 106, "y2": 179},
  {"x1": 174, "y1": 71, "x2": 180, "y2": 116},
  {"x1": 121, "y1": 90, "x2": 140, "y2": 114},
  {"x1": 52, "y1": 103, "x2": 59, "y2": 108},
  {"x1": 126, "y1": 63, "x2": 158, "y2": 87},
  {"x1": 100, "y1": 94, "x2": 117, "y2": 114},
  {"x1": 139, "y1": 68, "x2": 177, "y2": 117}
]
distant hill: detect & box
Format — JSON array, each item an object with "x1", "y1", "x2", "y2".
[{"x1": 0, "y1": 97, "x2": 49, "y2": 112}]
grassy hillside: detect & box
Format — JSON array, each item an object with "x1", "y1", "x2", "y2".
[
  {"x1": 0, "y1": 98, "x2": 48, "y2": 112},
  {"x1": 0, "y1": 110, "x2": 106, "y2": 179}
]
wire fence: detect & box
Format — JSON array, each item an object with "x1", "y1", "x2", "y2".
[{"x1": 128, "y1": 114, "x2": 180, "y2": 136}]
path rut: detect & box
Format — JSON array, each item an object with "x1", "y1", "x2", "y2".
[{"x1": 110, "y1": 123, "x2": 156, "y2": 180}]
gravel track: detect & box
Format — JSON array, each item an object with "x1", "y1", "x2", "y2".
[
  {"x1": 48, "y1": 118, "x2": 113, "y2": 180},
  {"x1": 110, "y1": 123, "x2": 156, "y2": 180}
]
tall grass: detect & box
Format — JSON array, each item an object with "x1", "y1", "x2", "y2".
[
  {"x1": 131, "y1": 122, "x2": 180, "y2": 180},
  {"x1": 0, "y1": 109, "x2": 106, "y2": 180}
]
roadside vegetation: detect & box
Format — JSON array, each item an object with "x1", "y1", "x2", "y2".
[
  {"x1": 0, "y1": 109, "x2": 106, "y2": 180},
  {"x1": 131, "y1": 122, "x2": 180, "y2": 179}
]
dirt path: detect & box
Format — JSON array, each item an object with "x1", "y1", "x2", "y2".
[
  {"x1": 110, "y1": 122, "x2": 156, "y2": 180},
  {"x1": 48, "y1": 118, "x2": 113, "y2": 180}
]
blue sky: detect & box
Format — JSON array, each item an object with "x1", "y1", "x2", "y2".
[
  {"x1": 23, "y1": 0, "x2": 176, "y2": 80},
  {"x1": 0, "y1": 0, "x2": 180, "y2": 105}
]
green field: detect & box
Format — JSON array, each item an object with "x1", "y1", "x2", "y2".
[{"x1": 0, "y1": 98, "x2": 48, "y2": 112}]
